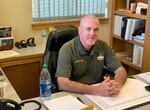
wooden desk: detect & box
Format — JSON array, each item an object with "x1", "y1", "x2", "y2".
[
  {"x1": 1, "y1": 67, "x2": 150, "y2": 110},
  {"x1": 21, "y1": 91, "x2": 101, "y2": 110},
  {"x1": 0, "y1": 43, "x2": 45, "y2": 100},
  {"x1": 0, "y1": 68, "x2": 21, "y2": 102},
  {"x1": 21, "y1": 90, "x2": 150, "y2": 110}
]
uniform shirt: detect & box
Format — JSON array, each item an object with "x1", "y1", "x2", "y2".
[{"x1": 56, "y1": 36, "x2": 122, "y2": 84}]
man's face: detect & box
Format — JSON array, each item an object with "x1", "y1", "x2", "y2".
[{"x1": 79, "y1": 19, "x2": 99, "y2": 50}]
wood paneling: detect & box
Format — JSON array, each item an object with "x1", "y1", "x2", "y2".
[{"x1": 1, "y1": 55, "x2": 43, "y2": 100}]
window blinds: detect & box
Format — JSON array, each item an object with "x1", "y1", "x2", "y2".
[{"x1": 32, "y1": 0, "x2": 108, "y2": 22}]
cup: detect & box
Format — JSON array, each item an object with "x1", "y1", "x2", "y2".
[{"x1": 0, "y1": 81, "x2": 8, "y2": 98}]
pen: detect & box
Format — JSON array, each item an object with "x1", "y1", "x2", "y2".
[{"x1": 77, "y1": 97, "x2": 85, "y2": 104}]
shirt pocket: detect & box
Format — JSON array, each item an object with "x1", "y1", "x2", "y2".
[{"x1": 73, "y1": 59, "x2": 87, "y2": 77}]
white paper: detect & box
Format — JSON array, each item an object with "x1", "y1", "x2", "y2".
[
  {"x1": 85, "y1": 78, "x2": 150, "y2": 110},
  {"x1": 0, "y1": 50, "x2": 20, "y2": 59},
  {"x1": 43, "y1": 95, "x2": 87, "y2": 110},
  {"x1": 138, "y1": 72, "x2": 150, "y2": 83}
]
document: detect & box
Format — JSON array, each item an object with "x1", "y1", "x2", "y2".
[
  {"x1": 132, "y1": 45, "x2": 143, "y2": 67},
  {"x1": 0, "y1": 50, "x2": 20, "y2": 59},
  {"x1": 138, "y1": 72, "x2": 150, "y2": 84},
  {"x1": 43, "y1": 95, "x2": 87, "y2": 110},
  {"x1": 85, "y1": 78, "x2": 150, "y2": 110}
]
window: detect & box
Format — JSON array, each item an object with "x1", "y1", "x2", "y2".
[{"x1": 32, "y1": 0, "x2": 108, "y2": 22}]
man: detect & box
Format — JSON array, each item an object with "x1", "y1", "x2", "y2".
[{"x1": 56, "y1": 14, "x2": 127, "y2": 97}]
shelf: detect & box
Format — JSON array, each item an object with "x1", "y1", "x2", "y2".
[
  {"x1": 114, "y1": 10, "x2": 147, "y2": 20},
  {"x1": 115, "y1": 51, "x2": 141, "y2": 71},
  {"x1": 113, "y1": 35, "x2": 144, "y2": 47},
  {"x1": 111, "y1": 0, "x2": 150, "y2": 73}
]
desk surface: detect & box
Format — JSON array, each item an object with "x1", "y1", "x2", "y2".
[
  {"x1": 0, "y1": 42, "x2": 45, "y2": 63},
  {"x1": 21, "y1": 92, "x2": 102, "y2": 110},
  {"x1": 1, "y1": 66, "x2": 150, "y2": 110},
  {"x1": 21, "y1": 91, "x2": 150, "y2": 110}
]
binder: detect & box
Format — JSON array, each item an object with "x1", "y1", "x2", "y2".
[
  {"x1": 133, "y1": 44, "x2": 143, "y2": 67},
  {"x1": 121, "y1": 17, "x2": 129, "y2": 39},
  {"x1": 132, "y1": 20, "x2": 145, "y2": 36},
  {"x1": 121, "y1": 18, "x2": 145, "y2": 40},
  {"x1": 113, "y1": 15, "x2": 125, "y2": 37},
  {"x1": 129, "y1": 19, "x2": 139, "y2": 40},
  {"x1": 124, "y1": 18, "x2": 133, "y2": 40}
]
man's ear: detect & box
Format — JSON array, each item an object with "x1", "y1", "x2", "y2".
[{"x1": 78, "y1": 27, "x2": 81, "y2": 35}]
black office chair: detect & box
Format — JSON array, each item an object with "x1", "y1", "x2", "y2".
[{"x1": 43, "y1": 28, "x2": 78, "y2": 93}]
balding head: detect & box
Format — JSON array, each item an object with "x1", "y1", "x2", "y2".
[
  {"x1": 80, "y1": 14, "x2": 100, "y2": 27},
  {"x1": 78, "y1": 14, "x2": 100, "y2": 51}
]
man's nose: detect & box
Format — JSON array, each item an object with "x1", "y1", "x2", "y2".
[{"x1": 90, "y1": 30, "x2": 95, "y2": 36}]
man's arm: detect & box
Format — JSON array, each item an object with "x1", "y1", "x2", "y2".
[
  {"x1": 114, "y1": 66, "x2": 127, "y2": 87},
  {"x1": 57, "y1": 77, "x2": 96, "y2": 94},
  {"x1": 57, "y1": 75, "x2": 124, "y2": 96},
  {"x1": 102, "y1": 66, "x2": 127, "y2": 96},
  {"x1": 57, "y1": 66, "x2": 127, "y2": 96}
]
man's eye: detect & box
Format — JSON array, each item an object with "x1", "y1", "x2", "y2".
[{"x1": 86, "y1": 28, "x2": 91, "y2": 31}]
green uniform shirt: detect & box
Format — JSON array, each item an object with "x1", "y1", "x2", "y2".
[{"x1": 56, "y1": 36, "x2": 122, "y2": 84}]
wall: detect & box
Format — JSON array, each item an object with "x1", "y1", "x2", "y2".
[
  {"x1": 0, "y1": 0, "x2": 41, "y2": 44},
  {"x1": 0, "y1": 0, "x2": 112, "y2": 45}
]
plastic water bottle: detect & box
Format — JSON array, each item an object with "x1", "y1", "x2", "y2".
[{"x1": 40, "y1": 64, "x2": 51, "y2": 102}]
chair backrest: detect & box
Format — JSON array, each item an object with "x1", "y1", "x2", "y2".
[{"x1": 43, "y1": 28, "x2": 78, "y2": 93}]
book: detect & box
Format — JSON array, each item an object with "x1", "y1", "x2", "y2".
[
  {"x1": 129, "y1": 19, "x2": 139, "y2": 40},
  {"x1": 132, "y1": 44, "x2": 143, "y2": 67},
  {"x1": 124, "y1": 18, "x2": 133, "y2": 40},
  {"x1": 138, "y1": 72, "x2": 150, "y2": 84},
  {"x1": 120, "y1": 18, "x2": 145, "y2": 40},
  {"x1": 126, "y1": 0, "x2": 130, "y2": 9},
  {"x1": 113, "y1": 15, "x2": 125, "y2": 37},
  {"x1": 121, "y1": 17, "x2": 136, "y2": 40},
  {"x1": 121, "y1": 17, "x2": 129, "y2": 39}
]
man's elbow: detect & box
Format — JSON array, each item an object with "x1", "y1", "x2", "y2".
[{"x1": 57, "y1": 77, "x2": 68, "y2": 91}]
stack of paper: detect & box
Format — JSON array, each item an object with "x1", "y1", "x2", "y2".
[
  {"x1": 138, "y1": 72, "x2": 150, "y2": 84},
  {"x1": 85, "y1": 78, "x2": 150, "y2": 110},
  {"x1": 43, "y1": 95, "x2": 87, "y2": 110},
  {"x1": 0, "y1": 50, "x2": 20, "y2": 59}
]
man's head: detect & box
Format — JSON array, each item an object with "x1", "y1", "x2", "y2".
[{"x1": 78, "y1": 14, "x2": 100, "y2": 51}]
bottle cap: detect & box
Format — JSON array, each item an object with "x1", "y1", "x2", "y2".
[{"x1": 43, "y1": 64, "x2": 47, "y2": 69}]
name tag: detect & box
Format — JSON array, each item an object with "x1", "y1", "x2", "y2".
[{"x1": 75, "y1": 59, "x2": 84, "y2": 63}]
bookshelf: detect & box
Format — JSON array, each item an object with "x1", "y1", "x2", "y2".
[{"x1": 110, "y1": 0, "x2": 150, "y2": 75}]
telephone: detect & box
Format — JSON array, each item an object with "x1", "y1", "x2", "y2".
[
  {"x1": 27, "y1": 37, "x2": 36, "y2": 47},
  {"x1": 145, "y1": 85, "x2": 150, "y2": 92},
  {"x1": 15, "y1": 37, "x2": 36, "y2": 49},
  {"x1": 0, "y1": 99, "x2": 41, "y2": 110}
]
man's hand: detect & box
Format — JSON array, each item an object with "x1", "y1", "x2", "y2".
[{"x1": 94, "y1": 76, "x2": 121, "y2": 97}]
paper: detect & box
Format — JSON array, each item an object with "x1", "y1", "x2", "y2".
[
  {"x1": 0, "y1": 50, "x2": 20, "y2": 59},
  {"x1": 85, "y1": 78, "x2": 150, "y2": 110},
  {"x1": 43, "y1": 95, "x2": 87, "y2": 110},
  {"x1": 138, "y1": 72, "x2": 150, "y2": 84}
]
